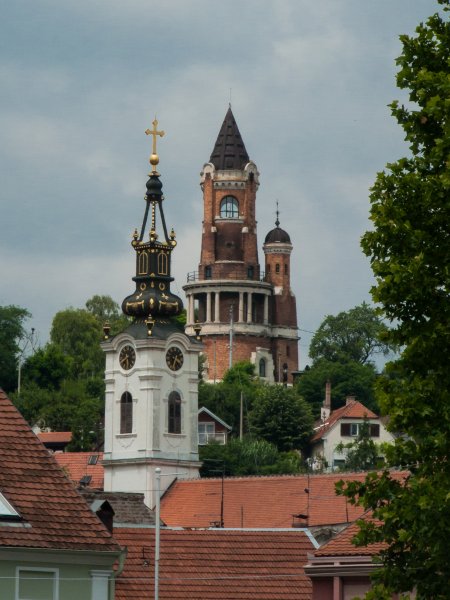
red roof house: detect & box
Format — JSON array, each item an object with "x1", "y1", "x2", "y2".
[
  {"x1": 114, "y1": 527, "x2": 316, "y2": 600},
  {"x1": 310, "y1": 398, "x2": 394, "y2": 471},
  {"x1": 55, "y1": 450, "x2": 104, "y2": 489},
  {"x1": 160, "y1": 473, "x2": 369, "y2": 540},
  {"x1": 304, "y1": 514, "x2": 387, "y2": 599},
  {"x1": 0, "y1": 389, "x2": 123, "y2": 599}
]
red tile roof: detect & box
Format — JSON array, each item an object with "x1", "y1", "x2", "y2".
[
  {"x1": 54, "y1": 451, "x2": 104, "y2": 489},
  {"x1": 0, "y1": 390, "x2": 120, "y2": 552},
  {"x1": 114, "y1": 527, "x2": 314, "y2": 600},
  {"x1": 160, "y1": 473, "x2": 374, "y2": 529},
  {"x1": 315, "y1": 514, "x2": 386, "y2": 557},
  {"x1": 37, "y1": 431, "x2": 72, "y2": 444},
  {"x1": 311, "y1": 400, "x2": 378, "y2": 442}
]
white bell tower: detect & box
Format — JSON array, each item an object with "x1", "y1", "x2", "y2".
[{"x1": 102, "y1": 120, "x2": 202, "y2": 507}]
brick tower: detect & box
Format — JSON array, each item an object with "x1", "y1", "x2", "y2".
[{"x1": 184, "y1": 107, "x2": 299, "y2": 383}]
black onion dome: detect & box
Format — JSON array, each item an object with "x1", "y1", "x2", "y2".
[
  {"x1": 264, "y1": 226, "x2": 291, "y2": 244},
  {"x1": 146, "y1": 174, "x2": 163, "y2": 198}
]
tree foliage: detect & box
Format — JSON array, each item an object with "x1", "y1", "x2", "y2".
[
  {"x1": 0, "y1": 305, "x2": 31, "y2": 393},
  {"x1": 335, "y1": 419, "x2": 382, "y2": 472},
  {"x1": 199, "y1": 437, "x2": 302, "y2": 477},
  {"x1": 296, "y1": 359, "x2": 378, "y2": 418},
  {"x1": 198, "y1": 362, "x2": 259, "y2": 430},
  {"x1": 14, "y1": 295, "x2": 126, "y2": 449},
  {"x1": 249, "y1": 385, "x2": 313, "y2": 452},
  {"x1": 338, "y1": 4, "x2": 450, "y2": 597},
  {"x1": 309, "y1": 302, "x2": 393, "y2": 366}
]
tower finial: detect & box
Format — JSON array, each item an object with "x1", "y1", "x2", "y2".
[
  {"x1": 275, "y1": 200, "x2": 280, "y2": 228},
  {"x1": 145, "y1": 118, "x2": 165, "y2": 175}
]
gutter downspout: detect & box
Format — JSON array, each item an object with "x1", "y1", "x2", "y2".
[{"x1": 109, "y1": 546, "x2": 128, "y2": 600}]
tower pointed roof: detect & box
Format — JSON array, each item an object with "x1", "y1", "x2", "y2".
[{"x1": 209, "y1": 106, "x2": 250, "y2": 170}]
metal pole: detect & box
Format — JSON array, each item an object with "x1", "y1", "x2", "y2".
[
  {"x1": 155, "y1": 467, "x2": 161, "y2": 600},
  {"x1": 239, "y1": 391, "x2": 243, "y2": 440},
  {"x1": 229, "y1": 305, "x2": 234, "y2": 369}
]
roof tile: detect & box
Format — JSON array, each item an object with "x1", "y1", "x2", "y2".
[
  {"x1": 114, "y1": 527, "x2": 314, "y2": 600},
  {"x1": 0, "y1": 389, "x2": 120, "y2": 552}
]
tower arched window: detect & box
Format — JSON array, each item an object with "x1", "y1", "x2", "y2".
[
  {"x1": 285, "y1": 264, "x2": 288, "y2": 275},
  {"x1": 276, "y1": 263, "x2": 280, "y2": 273},
  {"x1": 259, "y1": 358, "x2": 266, "y2": 378},
  {"x1": 120, "y1": 392, "x2": 133, "y2": 434},
  {"x1": 139, "y1": 251, "x2": 148, "y2": 275},
  {"x1": 168, "y1": 391, "x2": 181, "y2": 434},
  {"x1": 158, "y1": 252, "x2": 168, "y2": 275},
  {"x1": 219, "y1": 196, "x2": 239, "y2": 219}
]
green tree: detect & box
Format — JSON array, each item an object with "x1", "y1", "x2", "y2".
[
  {"x1": 85, "y1": 294, "x2": 130, "y2": 335},
  {"x1": 50, "y1": 308, "x2": 104, "y2": 378},
  {"x1": 338, "y1": 3, "x2": 450, "y2": 597},
  {"x1": 0, "y1": 305, "x2": 31, "y2": 393},
  {"x1": 309, "y1": 302, "x2": 393, "y2": 366},
  {"x1": 296, "y1": 359, "x2": 378, "y2": 418},
  {"x1": 199, "y1": 437, "x2": 302, "y2": 477},
  {"x1": 199, "y1": 362, "x2": 260, "y2": 430},
  {"x1": 22, "y1": 344, "x2": 72, "y2": 390},
  {"x1": 335, "y1": 419, "x2": 382, "y2": 472},
  {"x1": 249, "y1": 385, "x2": 313, "y2": 452}
]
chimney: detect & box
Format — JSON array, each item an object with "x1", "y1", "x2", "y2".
[
  {"x1": 321, "y1": 381, "x2": 331, "y2": 421},
  {"x1": 346, "y1": 395, "x2": 356, "y2": 405}
]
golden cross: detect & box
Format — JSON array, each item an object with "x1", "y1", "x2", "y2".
[{"x1": 145, "y1": 118, "x2": 165, "y2": 153}]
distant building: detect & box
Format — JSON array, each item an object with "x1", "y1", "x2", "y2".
[
  {"x1": 198, "y1": 406, "x2": 232, "y2": 445},
  {"x1": 184, "y1": 107, "x2": 299, "y2": 383},
  {"x1": 310, "y1": 383, "x2": 394, "y2": 470}
]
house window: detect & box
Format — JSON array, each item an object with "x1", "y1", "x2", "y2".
[
  {"x1": 198, "y1": 422, "x2": 215, "y2": 445},
  {"x1": 168, "y1": 391, "x2": 181, "y2": 434},
  {"x1": 259, "y1": 358, "x2": 266, "y2": 378},
  {"x1": 17, "y1": 568, "x2": 58, "y2": 600},
  {"x1": 120, "y1": 392, "x2": 133, "y2": 434},
  {"x1": 350, "y1": 423, "x2": 359, "y2": 436},
  {"x1": 219, "y1": 196, "x2": 239, "y2": 218},
  {"x1": 370, "y1": 423, "x2": 380, "y2": 437}
]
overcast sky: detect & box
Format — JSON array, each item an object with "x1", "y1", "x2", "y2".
[{"x1": 0, "y1": 0, "x2": 439, "y2": 367}]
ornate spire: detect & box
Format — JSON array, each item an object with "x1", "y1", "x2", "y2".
[
  {"x1": 275, "y1": 200, "x2": 280, "y2": 228},
  {"x1": 121, "y1": 121, "x2": 183, "y2": 322},
  {"x1": 209, "y1": 107, "x2": 250, "y2": 170}
]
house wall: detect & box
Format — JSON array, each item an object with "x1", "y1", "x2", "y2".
[
  {"x1": 0, "y1": 553, "x2": 115, "y2": 600},
  {"x1": 311, "y1": 418, "x2": 395, "y2": 470}
]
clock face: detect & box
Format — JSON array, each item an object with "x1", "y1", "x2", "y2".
[
  {"x1": 166, "y1": 346, "x2": 184, "y2": 371},
  {"x1": 119, "y1": 345, "x2": 136, "y2": 371}
]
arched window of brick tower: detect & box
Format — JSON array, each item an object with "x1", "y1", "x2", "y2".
[
  {"x1": 168, "y1": 391, "x2": 181, "y2": 434},
  {"x1": 120, "y1": 392, "x2": 133, "y2": 434},
  {"x1": 259, "y1": 358, "x2": 266, "y2": 378},
  {"x1": 220, "y1": 196, "x2": 239, "y2": 218}
]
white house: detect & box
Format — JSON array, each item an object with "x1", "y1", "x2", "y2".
[{"x1": 310, "y1": 389, "x2": 394, "y2": 470}]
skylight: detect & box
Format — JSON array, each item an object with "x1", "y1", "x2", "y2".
[{"x1": 0, "y1": 491, "x2": 20, "y2": 520}]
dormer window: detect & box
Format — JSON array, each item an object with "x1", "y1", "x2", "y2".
[
  {"x1": 0, "y1": 491, "x2": 21, "y2": 521},
  {"x1": 220, "y1": 196, "x2": 239, "y2": 218}
]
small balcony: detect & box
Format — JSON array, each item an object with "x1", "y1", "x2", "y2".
[{"x1": 198, "y1": 431, "x2": 228, "y2": 446}]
